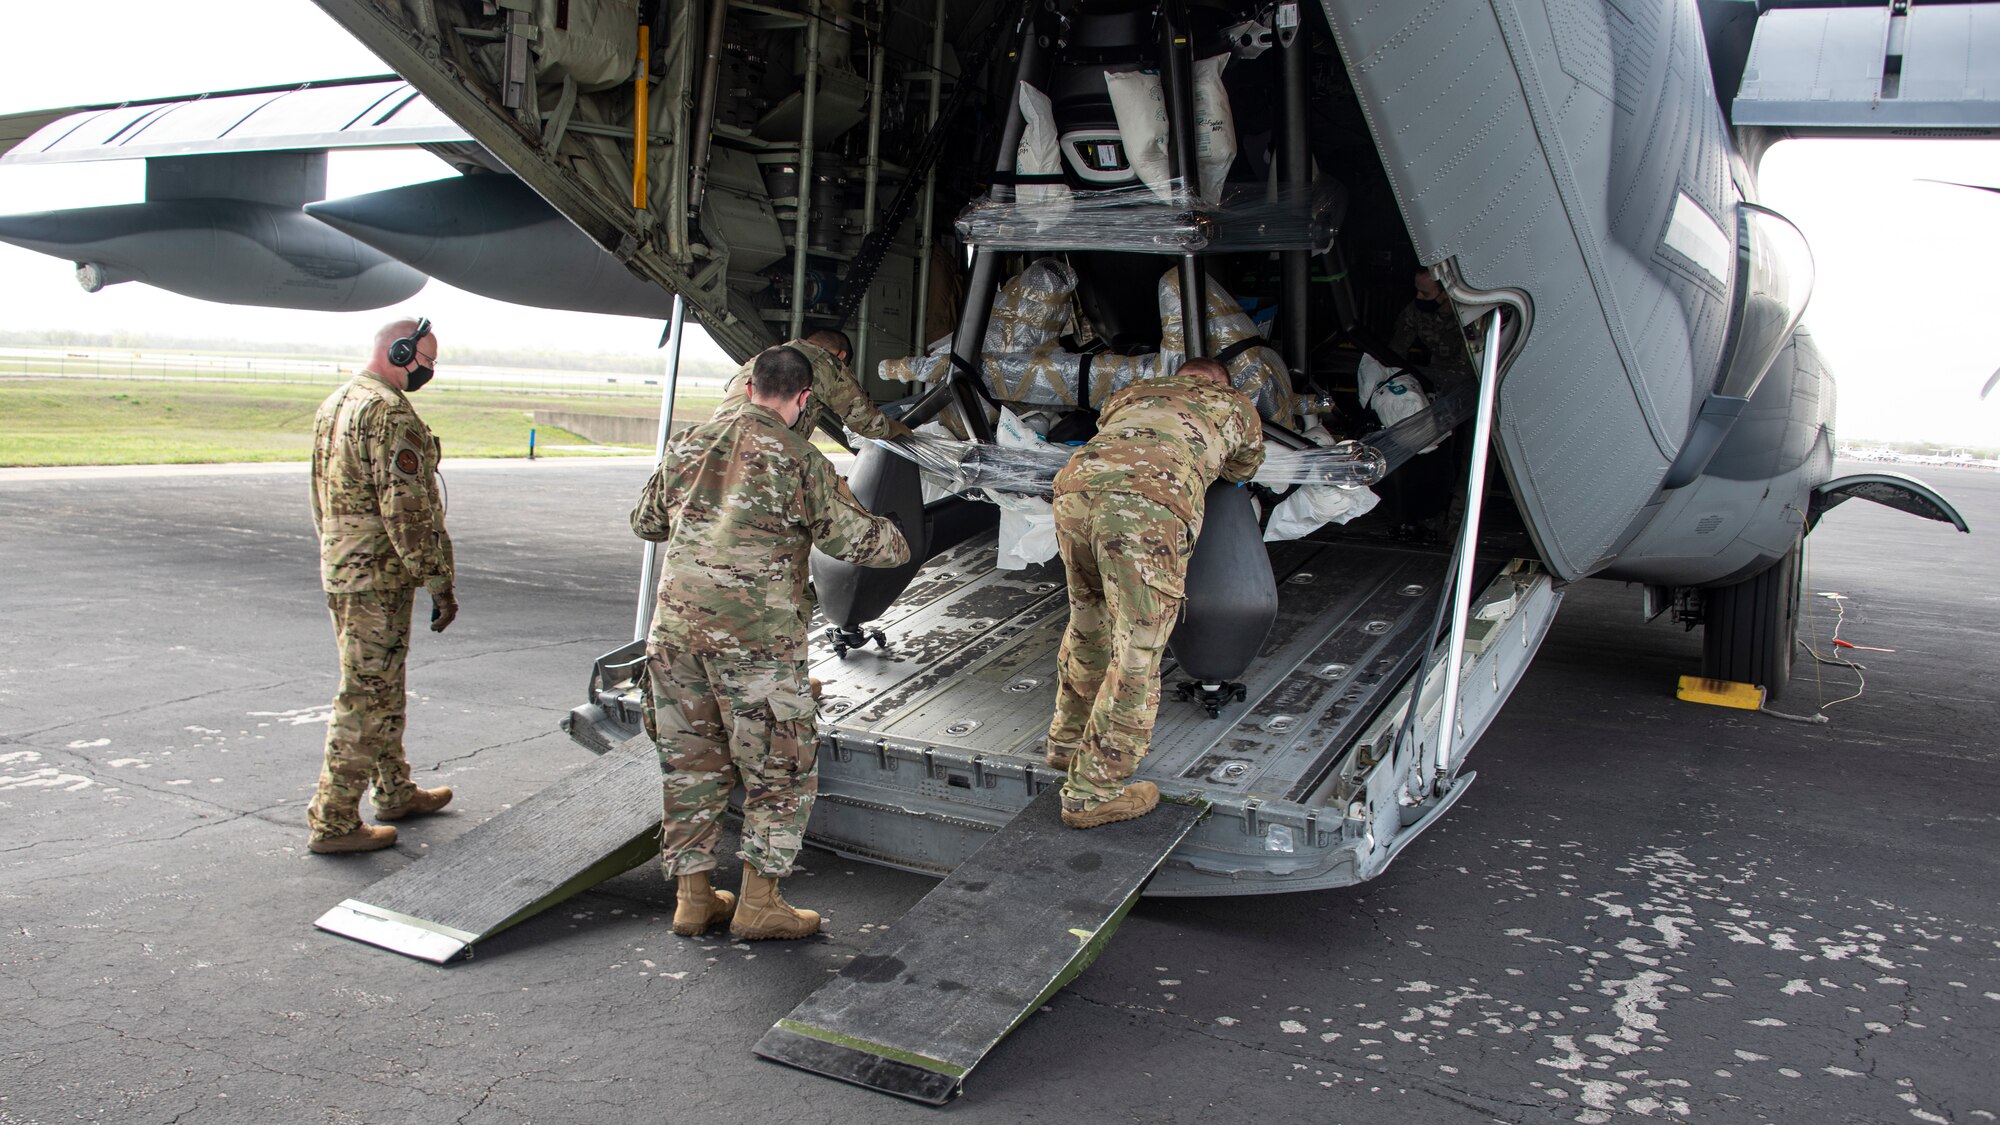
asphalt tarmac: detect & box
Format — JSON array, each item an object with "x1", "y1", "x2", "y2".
[{"x1": 2, "y1": 458, "x2": 1994, "y2": 1125}]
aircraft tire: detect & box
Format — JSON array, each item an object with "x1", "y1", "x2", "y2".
[{"x1": 1700, "y1": 543, "x2": 1801, "y2": 701}]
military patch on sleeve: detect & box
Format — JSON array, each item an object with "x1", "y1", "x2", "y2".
[{"x1": 395, "y1": 448, "x2": 421, "y2": 475}]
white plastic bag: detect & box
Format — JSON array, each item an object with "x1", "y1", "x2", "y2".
[
  {"x1": 1263, "y1": 422, "x2": 1380, "y2": 541},
  {"x1": 1190, "y1": 54, "x2": 1237, "y2": 200},
  {"x1": 1015, "y1": 83, "x2": 1072, "y2": 228},
  {"x1": 1103, "y1": 54, "x2": 1236, "y2": 204},
  {"x1": 1264, "y1": 482, "x2": 1379, "y2": 541},
  {"x1": 1358, "y1": 353, "x2": 1431, "y2": 430},
  {"x1": 993, "y1": 407, "x2": 1062, "y2": 569}
]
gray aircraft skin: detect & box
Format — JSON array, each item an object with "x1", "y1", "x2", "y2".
[
  {"x1": 0, "y1": 149, "x2": 425, "y2": 311},
  {"x1": 0, "y1": 0, "x2": 1985, "y2": 898}
]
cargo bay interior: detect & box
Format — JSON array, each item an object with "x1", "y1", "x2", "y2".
[{"x1": 558, "y1": 0, "x2": 1544, "y2": 896}]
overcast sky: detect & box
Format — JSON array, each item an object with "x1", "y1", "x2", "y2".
[
  {"x1": 2, "y1": 1, "x2": 1997, "y2": 444},
  {"x1": 0, "y1": 0, "x2": 736, "y2": 370}
]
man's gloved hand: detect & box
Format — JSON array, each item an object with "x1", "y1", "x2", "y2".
[
  {"x1": 430, "y1": 587, "x2": 458, "y2": 633},
  {"x1": 885, "y1": 417, "x2": 917, "y2": 441}
]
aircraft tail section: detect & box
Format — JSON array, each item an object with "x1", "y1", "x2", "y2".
[{"x1": 1732, "y1": 4, "x2": 2000, "y2": 137}]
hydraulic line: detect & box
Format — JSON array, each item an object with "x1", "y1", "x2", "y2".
[
  {"x1": 1159, "y1": 0, "x2": 1207, "y2": 357},
  {"x1": 1279, "y1": 1, "x2": 1309, "y2": 378},
  {"x1": 685, "y1": 0, "x2": 731, "y2": 218},
  {"x1": 631, "y1": 24, "x2": 650, "y2": 210}
]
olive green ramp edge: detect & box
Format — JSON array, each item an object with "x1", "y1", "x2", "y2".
[
  {"x1": 315, "y1": 737, "x2": 663, "y2": 963},
  {"x1": 753, "y1": 787, "x2": 1206, "y2": 1104}
]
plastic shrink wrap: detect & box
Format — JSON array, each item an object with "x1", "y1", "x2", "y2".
[
  {"x1": 953, "y1": 182, "x2": 1339, "y2": 255},
  {"x1": 868, "y1": 431, "x2": 1384, "y2": 499},
  {"x1": 1265, "y1": 423, "x2": 1381, "y2": 541},
  {"x1": 877, "y1": 259, "x2": 1293, "y2": 420}
]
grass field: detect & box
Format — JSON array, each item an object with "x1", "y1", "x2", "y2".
[{"x1": 0, "y1": 378, "x2": 723, "y2": 467}]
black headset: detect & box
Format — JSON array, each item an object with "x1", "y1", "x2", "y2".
[{"x1": 388, "y1": 317, "x2": 431, "y2": 368}]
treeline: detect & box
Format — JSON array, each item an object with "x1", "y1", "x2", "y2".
[
  {"x1": 1846, "y1": 438, "x2": 1999, "y2": 459},
  {"x1": 0, "y1": 329, "x2": 732, "y2": 377}
]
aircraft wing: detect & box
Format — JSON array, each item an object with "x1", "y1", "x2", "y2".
[
  {"x1": 0, "y1": 106, "x2": 83, "y2": 161},
  {"x1": 0, "y1": 77, "x2": 470, "y2": 166},
  {"x1": 0, "y1": 75, "x2": 689, "y2": 319},
  {"x1": 300, "y1": 0, "x2": 777, "y2": 360}
]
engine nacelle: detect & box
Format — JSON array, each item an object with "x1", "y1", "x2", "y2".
[
  {"x1": 0, "y1": 200, "x2": 423, "y2": 311},
  {"x1": 305, "y1": 175, "x2": 676, "y2": 319}
]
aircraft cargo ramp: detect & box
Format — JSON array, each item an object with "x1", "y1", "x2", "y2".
[
  {"x1": 571, "y1": 525, "x2": 1558, "y2": 897},
  {"x1": 789, "y1": 531, "x2": 1530, "y2": 896},
  {"x1": 323, "y1": 525, "x2": 1556, "y2": 967}
]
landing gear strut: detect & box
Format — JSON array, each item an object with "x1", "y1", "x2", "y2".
[
  {"x1": 825, "y1": 624, "x2": 889, "y2": 659},
  {"x1": 1176, "y1": 680, "x2": 1246, "y2": 719}
]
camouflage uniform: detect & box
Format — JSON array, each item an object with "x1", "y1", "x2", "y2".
[
  {"x1": 717, "y1": 339, "x2": 912, "y2": 442},
  {"x1": 1389, "y1": 300, "x2": 1475, "y2": 385},
  {"x1": 632, "y1": 402, "x2": 908, "y2": 877},
  {"x1": 307, "y1": 371, "x2": 453, "y2": 840},
  {"x1": 1048, "y1": 371, "x2": 1265, "y2": 808},
  {"x1": 1390, "y1": 299, "x2": 1478, "y2": 537}
]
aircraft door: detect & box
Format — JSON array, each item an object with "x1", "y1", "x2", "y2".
[{"x1": 1318, "y1": 0, "x2": 1742, "y2": 580}]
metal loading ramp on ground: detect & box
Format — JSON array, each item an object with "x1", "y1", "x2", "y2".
[
  {"x1": 753, "y1": 787, "x2": 1205, "y2": 1103},
  {"x1": 315, "y1": 738, "x2": 662, "y2": 962}
]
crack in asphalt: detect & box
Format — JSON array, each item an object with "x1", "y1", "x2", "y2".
[
  {"x1": 453, "y1": 1069, "x2": 527, "y2": 1125},
  {"x1": 0, "y1": 800, "x2": 298, "y2": 883},
  {"x1": 0, "y1": 676, "x2": 312, "y2": 742},
  {"x1": 431, "y1": 732, "x2": 562, "y2": 769},
  {"x1": 421, "y1": 635, "x2": 603, "y2": 670}
]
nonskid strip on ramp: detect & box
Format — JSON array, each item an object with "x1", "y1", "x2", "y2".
[
  {"x1": 754, "y1": 786, "x2": 1205, "y2": 1103},
  {"x1": 315, "y1": 737, "x2": 663, "y2": 962}
]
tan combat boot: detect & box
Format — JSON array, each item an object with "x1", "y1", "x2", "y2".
[
  {"x1": 376, "y1": 786, "x2": 453, "y2": 821},
  {"x1": 309, "y1": 824, "x2": 398, "y2": 854},
  {"x1": 1060, "y1": 781, "x2": 1160, "y2": 830},
  {"x1": 672, "y1": 871, "x2": 737, "y2": 936},
  {"x1": 730, "y1": 863, "x2": 821, "y2": 940}
]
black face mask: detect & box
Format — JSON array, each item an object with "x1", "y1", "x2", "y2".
[
  {"x1": 1414, "y1": 298, "x2": 1442, "y2": 314},
  {"x1": 405, "y1": 364, "x2": 434, "y2": 392}
]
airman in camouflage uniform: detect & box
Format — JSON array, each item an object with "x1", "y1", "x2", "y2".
[
  {"x1": 306, "y1": 319, "x2": 458, "y2": 855},
  {"x1": 1390, "y1": 270, "x2": 1478, "y2": 538},
  {"x1": 716, "y1": 329, "x2": 914, "y2": 442},
  {"x1": 633, "y1": 345, "x2": 908, "y2": 939},
  {"x1": 1047, "y1": 358, "x2": 1264, "y2": 828},
  {"x1": 1389, "y1": 269, "x2": 1475, "y2": 385}
]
